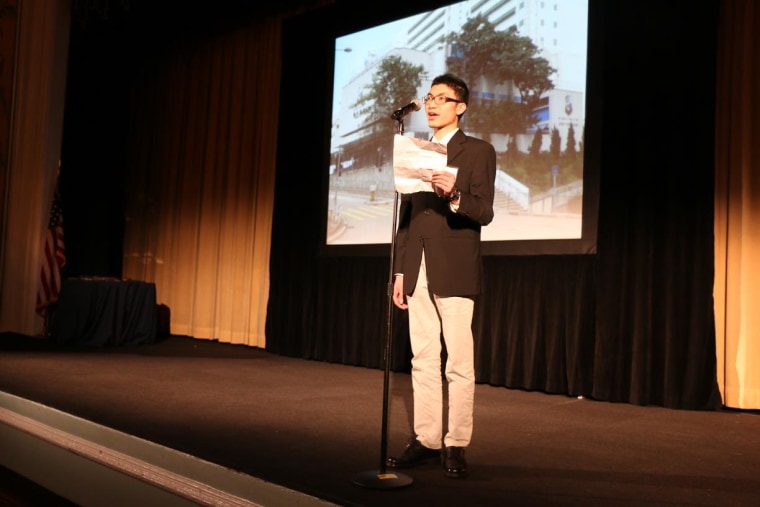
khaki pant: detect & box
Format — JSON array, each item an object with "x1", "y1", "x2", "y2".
[{"x1": 407, "y1": 252, "x2": 475, "y2": 449}]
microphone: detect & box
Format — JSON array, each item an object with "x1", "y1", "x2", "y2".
[{"x1": 390, "y1": 99, "x2": 422, "y2": 121}]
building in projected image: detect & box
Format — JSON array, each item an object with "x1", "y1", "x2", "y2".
[
  {"x1": 328, "y1": 0, "x2": 588, "y2": 246},
  {"x1": 331, "y1": 0, "x2": 588, "y2": 164}
]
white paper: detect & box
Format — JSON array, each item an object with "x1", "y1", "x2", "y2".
[{"x1": 392, "y1": 135, "x2": 457, "y2": 194}]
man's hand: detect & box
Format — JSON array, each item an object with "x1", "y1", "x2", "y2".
[
  {"x1": 393, "y1": 275, "x2": 407, "y2": 310},
  {"x1": 432, "y1": 170, "x2": 456, "y2": 198}
]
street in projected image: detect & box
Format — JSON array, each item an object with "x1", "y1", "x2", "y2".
[{"x1": 326, "y1": 167, "x2": 582, "y2": 245}]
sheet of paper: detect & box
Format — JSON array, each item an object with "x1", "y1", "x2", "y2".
[{"x1": 392, "y1": 135, "x2": 457, "y2": 194}]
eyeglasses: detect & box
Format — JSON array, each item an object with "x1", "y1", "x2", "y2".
[{"x1": 423, "y1": 94, "x2": 463, "y2": 106}]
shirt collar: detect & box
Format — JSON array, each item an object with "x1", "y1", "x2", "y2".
[{"x1": 432, "y1": 128, "x2": 458, "y2": 145}]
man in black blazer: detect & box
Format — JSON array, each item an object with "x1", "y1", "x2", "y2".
[{"x1": 387, "y1": 73, "x2": 496, "y2": 479}]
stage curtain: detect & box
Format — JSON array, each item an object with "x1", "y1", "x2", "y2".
[
  {"x1": 714, "y1": 0, "x2": 760, "y2": 409},
  {"x1": 0, "y1": 0, "x2": 70, "y2": 336},
  {"x1": 5, "y1": 1, "x2": 749, "y2": 413},
  {"x1": 120, "y1": 17, "x2": 280, "y2": 347},
  {"x1": 588, "y1": 1, "x2": 721, "y2": 409},
  {"x1": 265, "y1": 1, "x2": 723, "y2": 410}
]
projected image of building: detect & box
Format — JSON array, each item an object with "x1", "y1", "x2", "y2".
[{"x1": 328, "y1": 0, "x2": 589, "y2": 246}]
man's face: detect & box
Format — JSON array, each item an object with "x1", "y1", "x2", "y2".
[{"x1": 425, "y1": 83, "x2": 467, "y2": 133}]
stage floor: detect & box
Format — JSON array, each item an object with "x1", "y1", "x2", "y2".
[{"x1": 1, "y1": 333, "x2": 760, "y2": 506}]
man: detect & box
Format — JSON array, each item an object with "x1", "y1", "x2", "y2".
[{"x1": 387, "y1": 73, "x2": 496, "y2": 478}]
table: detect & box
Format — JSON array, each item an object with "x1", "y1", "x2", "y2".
[{"x1": 50, "y1": 278, "x2": 157, "y2": 346}]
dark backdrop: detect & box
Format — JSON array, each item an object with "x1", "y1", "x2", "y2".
[
  {"x1": 266, "y1": 0, "x2": 722, "y2": 410},
  {"x1": 60, "y1": 0, "x2": 722, "y2": 410}
]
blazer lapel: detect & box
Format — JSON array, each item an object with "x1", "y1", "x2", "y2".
[{"x1": 446, "y1": 130, "x2": 466, "y2": 166}]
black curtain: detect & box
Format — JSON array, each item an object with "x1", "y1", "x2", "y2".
[
  {"x1": 590, "y1": 1, "x2": 722, "y2": 408},
  {"x1": 266, "y1": 0, "x2": 723, "y2": 410}
]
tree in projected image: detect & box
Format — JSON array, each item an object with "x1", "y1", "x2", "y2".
[
  {"x1": 349, "y1": 55, "x2": 425, "y2": 169},
  {"x1": 444, "y1": 15, "x2": 584, "y2": 198},
  {"x1": 445, "y1": 14, "x2": 555, "y2": 139}
]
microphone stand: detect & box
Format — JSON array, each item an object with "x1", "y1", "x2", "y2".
[{"x1": 352, "y1": 117, "x2": 413, "y2": 489}]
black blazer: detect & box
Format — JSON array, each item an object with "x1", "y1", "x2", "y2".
[{"x1": 394, "y1": 129, "x2": 496, "y2": 297}]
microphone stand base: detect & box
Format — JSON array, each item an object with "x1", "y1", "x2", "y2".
[{"x1": 352, "y1": 469, "x2": 413, "y2": 489}]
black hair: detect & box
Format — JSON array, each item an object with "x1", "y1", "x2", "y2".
[{"x1": 431, "y1": 73, "x2": 469, "y2": 105}]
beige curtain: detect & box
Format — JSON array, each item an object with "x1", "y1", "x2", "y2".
[
  {"x1": 121, "y1": 19, "x2": 282, "y2": 348},
  {"x1": 5, "y1": 1, "x2": 760, "y2": 408},
  {"x1": 0, "y1": 0, "x2": 70, "y2": 336},
  {"x1": 714, "y1": 0, "x2": 760, "y2": 409}
]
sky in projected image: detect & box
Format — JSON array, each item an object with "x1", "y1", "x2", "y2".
[{"x1": 327, "y1": 0, "x2": 589, "y2": 247}]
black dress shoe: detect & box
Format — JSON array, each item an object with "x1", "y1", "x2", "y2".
[
  {"x1": 443, "y1": 446, "x2": 468, "y2": 478},
  {"x1": 387, "y1": 439, "x2": 441, "y2": 468}
]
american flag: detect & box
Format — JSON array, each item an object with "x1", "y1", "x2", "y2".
[{"x1": 36, "y1": 175, "x2": 66, "y2": 316}]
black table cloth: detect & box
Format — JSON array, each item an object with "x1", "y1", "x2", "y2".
[{"x1": 51, "y1": 279, "x2": 157, "y2": 346}]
